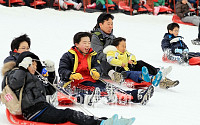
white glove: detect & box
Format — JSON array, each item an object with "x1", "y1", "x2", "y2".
[
  {"x1": 43, "y1": 60, "x2": 55, "y2": 72},
  {"x1": 170, "y1": 37, "x2": 183, "y2": 43},
  {"x1": 19, "y1": 57, "x2": 32, "y2": 69}
]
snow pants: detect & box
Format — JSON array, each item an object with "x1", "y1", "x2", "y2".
[
  {"x1": 33, "y1": 103, "x2": 103, "y2": 125},
  {"x1": 125, "y1": 71, "x2": 143, "y2": 83}
]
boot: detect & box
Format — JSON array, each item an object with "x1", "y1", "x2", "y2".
[
  {"x1": 138, "y1": 85, "x2": 154, "y2": 105},
  {"x1": 191, "y1": 38, "x2": 200, "y2": 45},
  {"x1": 159, "y1": 77, "x2": 179, "y2": 89}
]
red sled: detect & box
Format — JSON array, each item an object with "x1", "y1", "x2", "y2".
[
  {"x1": 57, "y1": 92, "x2": 76, "y2": 106},
  {"x1": 118, "y1": 1, "x2": 133, "y2": 11},
  {"x1": 162, "y1": 54, "x2": 178, "y2": 63},
  {"x1": 6, "y1": 109, "x2": 77, "y2": 125},
  {"x1": 30, "y1": 0, "x2": 46, "y2": 7},
  {"x1": 143, "y1": 4, "x2": 153, "y2": 12},
  {"x1": 0, "y1": 0, "x2": 6, "y2": 4},
  {"x1": 172, "y1": 15, "x2": 195, "y2": 26},
  {"x1": 159, "y1": 6, "x2": 172, "y2": 12},
  {"x1": 189, "y1": 57, "x2": 200, "y2": 65}
]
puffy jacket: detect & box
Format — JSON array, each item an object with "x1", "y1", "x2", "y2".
[
  {"x1": 176, "y1": 1, "x2": 190, "y2": 19},
  {"x1": 103, "y1": 45, "x2": 136, "y2": 72},
  {"x1": 161, "y1": 33, "x2": 189, "y2": 54},
  {"x1": 91, "y1": 28, "x2": 115, "y2": 62},
  {"x1": 3, "y1": 51, "x2": 20, "y2": 64},
  {"x1": 58, "y1": 46, "x2": 102, "y2": 83}
]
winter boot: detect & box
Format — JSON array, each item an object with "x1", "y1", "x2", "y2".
[
  {"x1": 106, "y1": 83, "x2": 117, "y2": 103},
  {"x1": 159, "y1": 77, "x2": 179, "y2": 89},
  {"x1": 191, "y1": 38, "x2": 200, "y2": 45},
  {"x1": 109, "y1": 71, "x2": 124, "y2": 84},
  {"x1": 138, "y1": 85, "x2": 154, "y2": 105},
  {"x1": 151, "y1": 71, "x2": 162, "y2": 87},
  {"x1": 84, "y1": 87, "x2": 101, "y2": 106},
  {"x1": 142, "y1": 66, "x2": 151, "y2": 82},
  {"x1": 160, "y1": 66, "x2": 172, "y2": 79}
]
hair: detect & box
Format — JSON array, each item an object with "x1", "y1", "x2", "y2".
[
  {"x1": 167, "y1": 23, "x2": 180, "y2": 33},
  {"x1": 73, "y1": 32, "x2": 92, "y2": 44},
  {"x1": 112, "y1": 37, "x2": 126, "y2": 47},
  {"x1": 11, "y1": 34, "x2": 31, "y2": 51},
  {"x1": 93, "y1": 13, "x2": 114, "y2": 30}
]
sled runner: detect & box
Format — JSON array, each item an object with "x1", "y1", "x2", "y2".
[
  {"x1": 172, "y1": 15, "x2": 195, "y2": 26},
  {"x1": 6, "y1": 109, "x2": 77, "y2": 125}
]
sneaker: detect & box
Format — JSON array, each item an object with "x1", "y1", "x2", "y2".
[
  {"x1": 138, "y1": 85, "x2": 154, "y2": 105},
  {"x1": 114, "y1": 116, "x2": 135, "y2": 125},
  {"x1": 159, "y1": 77, "x2": 179, "y2": 89},
  {"x1": 63, "y1": 2, "x2": 68, "y2": 9},
  {"x1": 191, "y1": 38, "x2": 200, "y2": 45},
  {"x1": 160, "y1": 66, "x2": 172, "y2": 79},
  {"x1": 84, "y1": 87, "x2": 101, "y2": 106},
  {"x1": 76, "y1": 3, "x2": 82, "y2": 10},
  {"x1": 142, "y1": 66, "x2": 151, "y2": 82},
  {"x1": 111, "y1": 72, "x2": 124, "y2": 84},
  {"x1": 100, "y1": 114, "x2": 118, "y2": 125},
  {"x1": 151, "y1": 71, "x2": 162, "y2": 87}
]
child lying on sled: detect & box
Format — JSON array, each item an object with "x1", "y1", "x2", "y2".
[
  {"x1": 161, "y1": 23, "x2": 200, "y2": 64},
  {"x1": 103, "y1": 37, "x2": 162, "y2": 87}
]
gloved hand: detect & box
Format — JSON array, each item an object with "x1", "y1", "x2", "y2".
[
  {"x1": 174, "y1": 48, "x2": 183, "y2": 54},
  {"x1": 170, "y1": 37, "x2": 183, "y2": 43},
  {"x1": 90, "y1": 69, "x2": 100, "y2": 80},
  {"x1": 43, "y1": 60, "x2": 55, "y2": 72},
  {"x1": 130, "y1": 55, "x2": 137, "y2": 65},
  {"x1": 19, "y1": 57, "x2": 32, "y2": 69},
  {"x1": 69, "y1": 72, "x2": 82, "y2": 80},
  {"x1": 184, "y1": 12, "x2": 196, "y2": 17},
  {"x1": 183, "y1": 49, "x2": 189, "y2": 53}
]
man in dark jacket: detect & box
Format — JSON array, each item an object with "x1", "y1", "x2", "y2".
[{"x1": 176, "y1": 0, "x2": 200, "y2": 44}]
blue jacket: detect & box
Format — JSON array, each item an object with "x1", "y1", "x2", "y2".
[
  {"x1": 3, "y1": 51, "x2": 20, "y2": 64},
  {"x1": 161, "y1": 33, "x2": 188, "y2": 55}
]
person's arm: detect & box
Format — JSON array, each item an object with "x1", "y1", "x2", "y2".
[
  {"x1": 58, "y1": 52, "x2": 73, "y2": 82},
  {"x1": 107, "y1": 51, "x2": 123, "y2": 67},
  {"x1": 161, "y1": 36, "x2": 171, "y2": 51},
  {"x1": 91, "y1": 35, "x2": 106, "y2": 62}
]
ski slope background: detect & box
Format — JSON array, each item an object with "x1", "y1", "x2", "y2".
[{"x1": 0, "y1": 5, "x2": 200, "y2": 125}]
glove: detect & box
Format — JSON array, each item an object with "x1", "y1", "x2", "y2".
[
  {"x1": 174, "y1": 48, "x2": 183, "y2": 54},
  {"x1": 19, "y1": 57, "x2": 32, "y2": 69},
  {"x1": 69, "y1": 72, "x2": 82, "y2": 80},
  {"x1": 170, "y1": 37, "x2": 183, "y2": 43},
  {"x1": 184, "y1": 12, "x2": 195, "y2": 17},
  {"x1": 90, "y1": 69, "x2": 100, "y2": 80},
  {"x1": 43, "y1": 60, "x2": 55, "y2": 72},
  {"x1": 183, "y1": 49, "x2": 189, "y2": 53},
  {"x1": 130, "y1": 55, "x2": 137, "y2": 65}
]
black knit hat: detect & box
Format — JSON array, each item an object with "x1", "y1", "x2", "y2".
[
  {"x1": 11, "y1": 34, "x2": 31, "y2": 51},
  {"x1": 16, "y1": 51, "x2": 43, "y2": 74}
]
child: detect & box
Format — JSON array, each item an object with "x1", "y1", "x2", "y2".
[
  {"x1": 161, "y1": 23, "x2": 200, "y2": 63},
  {"x1": 176, "y1": 0, "x2": 200, "y2": 44},
  {"x1": 58, "y1": 32, "x2": 154, "y2": 105},
  {"x1": 96, "y1": 0, "x2": 114, "y2": 10},
  {"x1": 103, "y1": 37, "x2": 163, "y2": 87},
  {"x1": 153, "y1": 0, "x2": 171, "y2": 15}
]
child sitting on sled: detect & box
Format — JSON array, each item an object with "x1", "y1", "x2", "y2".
[
  {"x1": 161, "y1": 22, "x2": 200, "y2": 64},
  {"x1": 58, "y1": 31, "x2": 154, "y2": 105},
  {"x1": 103, "y1": 37, "x2": 162, "y2": 87},
  {"x1": 1, "y1": 51, "x2": 135, "y2": 125}
]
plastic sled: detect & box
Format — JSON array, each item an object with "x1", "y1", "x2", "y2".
[
  {"x1": 162, "y1": 54, "x2": 178, "y2": 63},
  {"x1": 103, "y1": 78, "x2": 152, "y2": 89},
  {"x1": 10, "y1": 0, "x2": 23, "y2": 4},
  {"x1": 118, "y1": 1, "x2": 133, "y2": 11},
  {"x1": 30, "y1": 0, "x2": 46, "y2": 7},
  {"x1": 172, "y1": 15, "x2": 195, "y2": 26},
  {"x1": 0, "y1": 0, "x2": 6, "y2": 4},
  {"x1": 159, "y1": 6, "x2": 172, "y2": 12},
  {"x1": 53, "y1": 2, "x2": 74, "y2": 7},
  {"x1": 105, "y1": 3, "x2": 115, "y2": 8},
  {"x1": 189, "y1": 57, "x2": 200, "y2": 65},
  {"x1": 143, "y1": 4, "x2": 153, "y2": 12},
  {"x1": 6, "y1": 109, "x2": 77, "y2": 125},
  {"x1": 138, "y1": 7, "x2": 147, "y2": 12},
  {"x1": 57, "y1": 92, "x2": 76, "y2": 106}
]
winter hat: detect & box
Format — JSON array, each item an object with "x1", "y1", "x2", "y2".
[
  {"x1": 16, "y1": 51, "x2": 43, "y2": 74},
  {"x1": 11, "y1": 34, "x2": 31, "y2": 51}
]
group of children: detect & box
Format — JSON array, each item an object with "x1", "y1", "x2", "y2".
[{"x1": 1, "y1": 13, "x2": 192, "y2": 125}]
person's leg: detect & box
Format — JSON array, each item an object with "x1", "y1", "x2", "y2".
[
  {"x1": 126, "y1": 71, "x2": 143, "y2": 83},
  {"x1": 34, "y1": 104, "x2": 103, "y2": 124}
]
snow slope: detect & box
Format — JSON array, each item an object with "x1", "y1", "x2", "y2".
[{"x1": 0, "y1": 5, "x2": 200, "y2": 125}]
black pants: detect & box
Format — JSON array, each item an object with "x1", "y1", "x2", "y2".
[
  {"x1": 34, "y1": 104, "x2": 103, "y2": 125},
  {"x1": 133, "y1": 60, "x2": 159, "y2": 75}
]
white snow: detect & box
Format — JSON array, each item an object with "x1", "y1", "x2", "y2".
[{"x1": 0, "y1": 5, "x2": 200, "y2": 125}]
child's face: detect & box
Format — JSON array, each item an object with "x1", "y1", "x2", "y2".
[
  {"x1": 182, "y1": 0, "x2": 187, "y2": 4},
  {"x1": 75, "y1": 36, "x2": 91, "y2": 54},
  {"x1": 99, "y1": 18, "x2": 113, "y2": 34},
  {"x1": 169, "y1": 27, "x2": 179, "y2": 37},
  {"x1": 116, "y1": 40, "x2": 126, "y2": 53},
  {"x1": 16, "y1": 41, "x2": 30, "y2": 53},
  {"x1": 28, "y1": 60, "x2": 37, "y2": 75}
]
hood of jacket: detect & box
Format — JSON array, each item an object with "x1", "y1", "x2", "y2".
[{"x1": 1, "y1": 61, "x2": 16, "y2": 76}]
